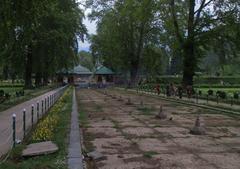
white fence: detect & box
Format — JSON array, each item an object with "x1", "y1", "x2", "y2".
[{"x1": 0, "y1": 86, "x2": 67, "y2": 160}]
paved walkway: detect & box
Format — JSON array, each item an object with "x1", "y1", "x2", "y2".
[
  {"x1": 0, "y1": 86, "x2": 65, "y2": 158},
  {"x1": 68, "y1": 88, "x2": 83, "y2": 169},
  {"x1": 76, "y1": 89, "x2": 240, "y2": 168}
]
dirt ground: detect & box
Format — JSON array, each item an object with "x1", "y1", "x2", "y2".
[{"x1": 76, "y1": 88, "x2": 240, "y2": 169}]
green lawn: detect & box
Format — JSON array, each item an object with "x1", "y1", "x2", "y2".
[
  {"x1": 0, "y1": 81, "x2": 24, "y2": 87},
  {"x1": 196, "y1": 87, "x2": 240, "y2": 97},
  {"x1": 0, "y1": 85, "x2": 58, "y2": 112},
  {"x1": 0, "y1": 87, "x2": 23, "y2": 95}
]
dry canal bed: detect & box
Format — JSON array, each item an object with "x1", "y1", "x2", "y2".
[{"x1": 76, "y1": 88, "x2": 240, "y2": 169}]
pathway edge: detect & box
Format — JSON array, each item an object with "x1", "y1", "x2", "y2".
[{"x1": 68, "y1": 87, "x2": 83, "y2": 169}]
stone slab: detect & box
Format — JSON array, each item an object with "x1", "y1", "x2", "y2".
[{"x1": 22, "y1": 141, "x2": 58, "y2": 157}]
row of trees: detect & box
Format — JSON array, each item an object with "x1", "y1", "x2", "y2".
[
  {"x1": 0, "y1": 0, "x2": 87, "y2": 88},
  {"x1": 86, "y1": 0, "x2": 240, "y2": 86}
]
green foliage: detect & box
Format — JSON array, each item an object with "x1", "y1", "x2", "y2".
[
  {"x1": 78, "y1": 51, "x2": 95, "y2": 71},
  {"x1": 142, "y1": 151, "x2": 158, "y2": 158},
  {"x1": 150, "y1": 76, "x2": 240, "y2": 86},
  {"x1": 137, "y1": 106, "x2": 155, "y2": 115},
  {"x1": 0, "y1": 0, "x2": 87, "y2": 87},
  {"x1": 8, "y1": 145, "x2": 26, "y2": 162},
  {"x1": 142, "y1": 45, "x2": 168, "y2": 76},
  {"x1": 88, "y1": 0, "x2": 163, "y2": 83},
  {"x1": 165, "y1": 0, "x2": 240, "y2": 85},
  {"x1": 0, "y1": 88, "x2": 72, "y2": 169},
  {"x1": 0, "y1": 85, "x2": 56, "y2": 112},
  {"x1": 87, "y1": 0, "x2": 240, "y2": 85}
]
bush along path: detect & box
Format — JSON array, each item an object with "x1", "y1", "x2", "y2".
[
  {"x1": 0, "y1": 84, "x2": 59, "y2": 112},
  {"x1": 0, "y1": 86, "x2": 66, "y2": 158},
  {"x1": 117, "y1": 87, "x2": 240, "y2": 116},
  {"x1": 0, "y1": 87, "x2": 72, "y2": 169}
]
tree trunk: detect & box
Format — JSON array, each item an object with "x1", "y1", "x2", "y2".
[
  {"x1": 11, "y1": 74, "x2": 16, "y2": 84},
  {"x1": 43, "y1": 73, "x2": 49, "y2": 86},
  {"x1": 3, "y1": 66, "x2": 9, "y2": 80},
  {"x1": 24, "y1": 45, "x2": 33, "y2": 89},
  {"x1": 182, "y1": 0, "x2": 195, "y2": 87},
  {"x1": 130, "y1": 60, "x2": 139, "y2": 87},
  {"x1": 35, "y1": 72, "x2": 42, "y2": 87},
  {"x1": 182, "y1": 41, "x2": 195, "y2": 86}
]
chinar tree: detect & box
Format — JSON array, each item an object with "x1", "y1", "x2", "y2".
[
  {"x1": 0, "y1": 0, "x2": 87, "y2": 88},
  {"x1": 87, "y1": 0, "x2": 163, "y2": 85},
  {"x1": 87, "y1": 0, "x2": 240, "y2": 86},
  {"x1": 166, "y1": 0, "x2": 240, "y2": 86}
]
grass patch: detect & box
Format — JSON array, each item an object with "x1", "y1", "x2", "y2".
[
  {"x1": 95, "y1": 105, "x2": 103, "y2": 111},
  {"x1": 0, "y1": 87, "x2": 23, "y2": 94},
  {"x1": 78, "y1": 101, "x2": 90, "y2": 128},
  {"x1": 0, "y1": 87, "x2": 72, "y2": 169},
  {"x1": 76, "y1": 93, "x2": 96, "y2": 156},
  {"x1": 196, "y1": 87, "x2": 240, "y2": 96},
  {"x1": 137, "y1": 106, "x2": 155, "y2": 115},
  {"x1": 0, "y1": 85, "x2": 58, "y2": 112},
  {"x1": 82, "y1": 132, "x2": 96, "y2": 153},
  {"x1": 193, "y1": 107, "x2": 240, "y2": 118},
  {"x1": 79, "y1": 110, "x2": 88, "y2": 126},
  {"x1": 142, "y1": 151, "x2": 158, "y2": 158},
  {"x1": 110, "y1": 119, "x2": 120, "y2": 130},
  {"x1": 152, "y1": 124, "x2": 163, "y2": 127}
]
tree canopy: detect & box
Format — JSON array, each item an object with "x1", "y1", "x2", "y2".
[
  {"x1": 0, "y1": 0, "x2": 239, "y2": 87},
  {"x1": 78, "y1": 51, "x2": 95, "y2": 71},
  {"x1": 0, "y1": 0, "x2": 87, "y2": 87},
  {"x1": 87, "y1": 0, "x2": 240, "y2": 86}
]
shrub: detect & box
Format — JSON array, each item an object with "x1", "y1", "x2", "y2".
[
  {"x1": 0, "y1": 84, "x2": 24, "y2": 88},
  {"x1": 32, "y1": 89, "x2": 69, "y2": 142},
  {"x1": 153, "y1": 76, "x2": 240, "y2": 85},
  {"x1": 0, "y1": 90, "x2": 4, "y2": 97},
  {"x1": 8, "y1": 145, "x2": 25, "y2": 162},
  {"x1": 208, "y1": 90, "x2": 214, "y2": 96},
  {"x1": 192, "y1": 88, "x2": 196, "y2": 95},
  {"x1": 216, "y1": 91, "x2": 227, "y2": 99},
  {"x1": 5, "y1": 93, "x2": 11, "y2": 99},
  {"x1": 233, "y1": 92, "x2": 239, "y2": 99}
]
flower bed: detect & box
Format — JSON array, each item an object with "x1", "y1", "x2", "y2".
[
  {"x1": 0, "y1": 87, "x2": 72, "y2": 169},
  {"x1": 32, "y1": 89, "x2": 70, "y2": 141}
]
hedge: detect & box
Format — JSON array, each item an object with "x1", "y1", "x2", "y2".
[
  {"x1": 153, "y1": 76, "x2": 240, "y2": 85},
  {"x1": 0, "y1": 84, "x2": 24, "y2": 88}
]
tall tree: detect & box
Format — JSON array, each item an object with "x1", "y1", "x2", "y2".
[
  {"x1": 78, "y1": 51, "x2": 94, "y2": 71},
  {"x1": 168, "y1": 0, "x2": 240, "y2": 86},
  {"x1": 88, "y1": 0, "x2": 160, "y2": 85},
  {"x1": 0, "y1": 0, "x2": 87, "y2": 88}
]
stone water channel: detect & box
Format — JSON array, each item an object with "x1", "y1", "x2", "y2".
[{"x1": 77, "y1": 88, "x2": 240, "y2": 169}]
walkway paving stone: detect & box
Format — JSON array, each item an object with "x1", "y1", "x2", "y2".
[
  {"x1": 68, "y1": 88, "x2": 83, "y2": 169},
  {"x1": 77, "y1": 89, "x2": 240, "y2": 169}
]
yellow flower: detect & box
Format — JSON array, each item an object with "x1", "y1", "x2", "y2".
[{"x1": 32, "y1": 88, "x2": 70, "y2": 141}]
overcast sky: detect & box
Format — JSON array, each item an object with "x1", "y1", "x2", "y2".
[{"x1": 78, "y1": 7, "x2": 96, "y2": 52}]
